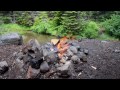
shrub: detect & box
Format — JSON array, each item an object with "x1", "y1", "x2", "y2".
[
  {"x1": 101, "y1": 14, "x2": 120, "y2": 39},
  {"x1": 82, "y1": 21, "x2": 99, "y2": 39},
  {"x1": 2, "y1": 16, "x2": 11, "y2": 24},
  {"x1": 16, "y1": 11, "x2": 34, "y2": 27},
  {"x1": 31, "y1": 12, "x2": 57, "y2": 36}
]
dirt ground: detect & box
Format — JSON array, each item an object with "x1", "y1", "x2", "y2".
[{"x1": 0, "y1": 39, "x2": 120, "y2": 79}]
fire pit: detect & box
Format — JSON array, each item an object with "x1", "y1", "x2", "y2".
[{"x1": 14, "y1": 37, "x2": 89, "y2": 79}]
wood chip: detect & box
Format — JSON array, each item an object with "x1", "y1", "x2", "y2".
[
  {"x1": 91, "y1": 66, "x2": 97, "y2": 70},
  {"x1": 51, "y1": 39, "x2": 60, "y2": 45},
  {"x1": 78, "y1": 72, "x2": 82, "y2": 76},
  {"x1": 60, "y1": 59, "x2": 66, "y2": 64}
]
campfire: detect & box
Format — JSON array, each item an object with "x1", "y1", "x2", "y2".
[
  {"x1": 14, "y1": 36, "x2": 89, "y2": 79},
  {"x1": 51, "y1": 37, "x2": 69, "y2": 59}
]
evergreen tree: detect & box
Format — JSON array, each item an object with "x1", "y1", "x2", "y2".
[{"x1": 61, "y1": 11, "x2": 80, "y2": 36}]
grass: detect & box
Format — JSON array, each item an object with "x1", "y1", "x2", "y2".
[
  {"x1": 97, "y1": 33, "x2": 119, "y2": 41},
  {"x1": 0, "y1": 24, "x2": 119, "y2": 41},
  {"x1": 0, "y1": 24, "x2": 30, "y2": 35}
]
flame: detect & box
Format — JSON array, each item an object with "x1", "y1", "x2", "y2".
[{"x1": 57, "y1": 36, "x2": 69, "y2": 59}]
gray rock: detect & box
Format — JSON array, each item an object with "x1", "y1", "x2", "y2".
[
  {"x1": 71, "y1": 55, "x2": 80, "y2": 64},
  {"x1": 57, "y1": 61, "x2": 72, "y2": 78},
  {"x1": 57, "y1": 61, "x2": 71, "y2": 71},
  {"x1": 0, "y1": 33, "x2": 23, "y2": 45},
  {"x1": 114, "y1": 49, "x2": 120, "y2": 53},
  {"x1": 55, "y1": 63, "x2": 61, "y2": 68},
  {"x1": 0, "y1": 61, "x2": 8, "y2": 67},
  {"x1": 76, "y1": 46, "x2": 81, "y2": 51},
  {"x1": 13, "y1": 52, "x2": 18, "y2": 57},
  {"x1": 42, "y1": 48, "x2": 49, "y2": 57},
  {"x1": 78, "y1": 52, "x2": 87, "y2": 62},
  {"x1": 0, "y1": 61, "x2": 9, "y2": 74},
  {"x1": 30, "y1": 58, "x2": 42, "y2": 69},
  {"x1": 40, "y1": 61, "x2": 50, "y2": 73},
  {"x1": 67, "y1": 49, "x2": 74, "y2": 57},
  {"x1": 80, "y1": 48, "x2": 84, "y2": 52},
  {"x1": 27, "y1": 39, "x2": 41, "y2": 51},
  {"x1": 83, "y1": 49, "x2": 89, "y2": 55},
  {"x1": 44, "y1": 51, "x2": 59, "y2": 64},
  {"x1": 69, "y1": 46, "x2": 78, "y2": 54},
  {"x1": 17, "y1": 51, "x2": 24, "y2": 60},
  {"x1": 26, "y1": 66, "x2": 40, "y2": 79},
  {"x1": 15, "y1": 58, "x2": 24, "y2": 72}
]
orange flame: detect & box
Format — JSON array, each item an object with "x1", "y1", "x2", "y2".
[{"x1": 57, "y1": 36, "x2": 69, "y2": 59}]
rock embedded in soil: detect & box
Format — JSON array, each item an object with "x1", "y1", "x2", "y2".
[
  {"x1": 78, "y1": 52, "x2": 87, "y2": 62},
  {"x1": 15, "y1": 58, "x2": 24, "y2": 70},
  {"x1": 83, "y1": 49, "x2": 89, "y2": 55},
  {"x1": 27, "y1": 39, "x2": 41, "y2": 51},
  {"x1": 71, "y1": 55, "x2": 80, "y2": 64},
  {"x1": 30, "y1": 59, "x2": 42, "y2": 69},
  {"x1": 40, "y1": 61, "x2": 50, "y2": 73},
  {"x1": 0, "y1": 61, "x2": 9, "y2": 75},
  {"x1": 0, "y1": 33, "x2": 23, "y2": 45},
  {"x1": 66, "y1": 49, "x2": 74, "y2": 57},
  {"x1": 44, "y1": 51, "x2": 59, "y2": 64},
  {"x1": 114, "y1": 49, "x2": 120, "y2": 53},
  {"x1": 57, "y1": 61, "x2": 72, "y2": 78},
  {"x1": 60, "y1": 59, "x2": 66, "y2": 64},
  {"x1": 69, "y1": 46, "x2": 78, "y2": 54},
  {"x1": 26, "y1": 66, "x2": 40, "y2": 79}
]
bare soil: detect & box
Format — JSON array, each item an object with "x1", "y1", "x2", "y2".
[{"x1": 0, "y1": 39, "x2": 120, "y2": 79}]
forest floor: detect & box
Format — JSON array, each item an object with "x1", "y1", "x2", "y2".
[{"x1": 0, "y1": 39, "x2": 120, "y2": 79}]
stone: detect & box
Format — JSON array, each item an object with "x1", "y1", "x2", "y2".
[
  {"x1": 57, "y1": 61, "x2": 71, "y2": 71},
  {"x1": 17, "y1": 51, "x2": 24, "y2": 60},
  {"x1": 0, "y1": 32, "x2": 23, "y2": 45},
  {"x1": 80, "y1": 48, "x2": 84, "y2": 52},
  {"x1": 34, "y1": 39, "x2": 41, "y2": 50},
  {"x1": 60, "y1": 59, "x2": 66, "y2": 64},
  {"x1": 40, "y1": 61, "x2": 50, "y2": 73},
  {"x1": 115, "y1": 49, "x2": 120, "y2": 53},
  {"x1": 15, "y1": 58, "x2": 24, "y2": 72},
  {"x1": 13, "y1": 52, "x2": 18, "y2": 57},
  {"x1": 83, "y1": 49, "x2": 89, "y2": 55},
  {"x1": 42, "y1": 48, "x2": 49, "y2": 57},
  {"x1": 69, "y1": 46, "x2": 78, "y2": 54},
  {"x1": 78, "y1": 52, "x2": 87, "y2": 62},
  {"x1": 27, "y1": 39, "x2": 41, "y2": 51},
  {"x1": 71, "y1": 55, "x2": 80, "y2": 64},
  {"x1": 67, "y1": 49, "x2": 73, "y2": 57},
  {"x1": 0, "y1": 61, "x2": 9, "y2": 75},
  {"x1": 44, "y1": 51, "x2": 59, "y2": 64},
  {"x1": 30, "y1": 59, "x2": 42, "y2": 69},
  {"x1": 76, "y1": 46, "x2": 81, "y2": 51},
  {"x1": 55, "y1": 63, "x2": 61, "y2": 68},
  {"x1": 26, "y1": 66, "x2": 40, "y2": 79},
  {"x1": 57, "y1": 61, "x2": 72, "y2": 78}
]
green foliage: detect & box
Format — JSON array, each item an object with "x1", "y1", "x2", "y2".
[
  {"x1": 0, "y1": 24, "x2": 29, "y2": 35},
  {"x1": 61, "y1": 11, "x2": 80, "y2": 36},
  {"x1": 31, "y1": 12, "x2": 57, "y2": 35},
  {"x1": 82, "y1": 21, "x2": 99, "y2": 39},
  {"x1": 0, "y1": 16, "x2": 11, "y2": 24},
  {"x1": 16, "y1": 11, "x2": 34, "y2": 27},
  {"x1": 97, "y1": 33, "x2": 118, "y2": 41},
  {"x1": 101, "y1": 14, "x2": 120, "y2": 39},
  {"x1": 0, "y1": 11, "x2": 120, "y2": 41}
]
